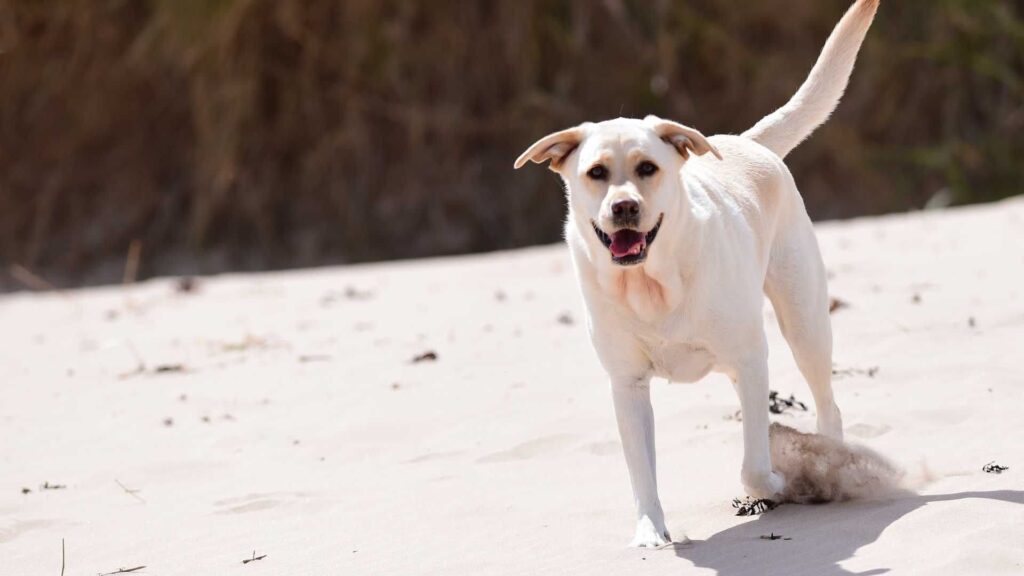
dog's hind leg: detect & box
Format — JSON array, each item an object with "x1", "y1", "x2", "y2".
[{"x1": 765, "y1": 213, "x2": 844, "y2": 441}]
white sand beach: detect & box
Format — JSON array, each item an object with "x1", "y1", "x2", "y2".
[{"x1": 2, "y1": 198, "x2": 1023, "y2": 575}]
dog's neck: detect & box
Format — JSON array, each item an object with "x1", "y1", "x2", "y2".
[
  {"x1": 597, "y1": 264, "x2": 679, "y2": 323},
  {"x1": 570, "y1": 187, "x2": 704, "y2": 324}
]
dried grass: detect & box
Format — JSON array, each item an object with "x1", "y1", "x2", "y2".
[{"x1": 0, "y1": 0, "x2": 1021, "y2": 287}]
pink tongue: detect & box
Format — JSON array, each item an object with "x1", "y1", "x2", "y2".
[{"x1": 610, "y1": 230, "x2": 645, "y2": 258}]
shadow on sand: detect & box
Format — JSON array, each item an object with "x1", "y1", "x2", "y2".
[{"x1": 670, "y1": 490, "x2": 1024, "y2": 576}]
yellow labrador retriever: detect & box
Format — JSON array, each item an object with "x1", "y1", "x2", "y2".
[{"x1": 515, "y1": 0, "x2": 880, "y2": 547}]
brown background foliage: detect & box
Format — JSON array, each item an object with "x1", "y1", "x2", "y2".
[{"x1": 0, "y1": 0, "x2": 1021, "y2": 287}]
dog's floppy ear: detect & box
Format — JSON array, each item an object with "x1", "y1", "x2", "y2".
[
  {"x1": 645, "y1": 115, "x2": 722, "y2": 161},
  {"x1": 514, "y1": 125, "x2": 587, "y2": 171}
]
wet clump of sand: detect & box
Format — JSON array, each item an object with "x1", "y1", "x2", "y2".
[{"x1": 770, "y1": 423, "x2": 905, "y2": 504}]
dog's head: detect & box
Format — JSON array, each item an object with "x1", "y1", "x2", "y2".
[{"x1": 514, "y1": 116, "x2": 720, "y2": 267}]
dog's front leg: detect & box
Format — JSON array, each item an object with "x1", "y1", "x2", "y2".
[
  {"x1": 611, "y1": 376, "x2": 670, "y2": 547},
  {"x1": 732, "y1": 358, "x2": 786, "y2": 499}
]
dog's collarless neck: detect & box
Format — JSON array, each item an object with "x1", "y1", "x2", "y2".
[{"x1": 595, "y1": 263, "x2": 686, "y2": 322}]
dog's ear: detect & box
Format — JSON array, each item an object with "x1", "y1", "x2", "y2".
[
  {"x1": 645, "y1": 115, "x2": 722, "y2": 161},
  {"x1": 514, "y1": 126, "x2": 587, "y2": 171}
]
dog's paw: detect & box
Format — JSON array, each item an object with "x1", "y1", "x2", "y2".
[
  {"x1": 629, "y1": 516, "x2": 671, "y2": 548},
  {"x1": 817, "y1": 420, "x2": 844, "y2": 442},
  {"x1": 742, "y1": 470, "x2": 785, "y2": 500},
  {"x1": 817, "y1": 405, "x2": 844, "y2": 441}
]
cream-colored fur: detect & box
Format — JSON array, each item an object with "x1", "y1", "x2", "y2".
[{"x1": 514, "y1": 0, "x2": 880, "y2": 547}]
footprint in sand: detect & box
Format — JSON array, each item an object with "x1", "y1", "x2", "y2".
[
  {"x1": 0, "y1": 519, "x2": 61, "y2": 544},
  {"x1": 476, "y1": 434, "x2": 578, "y2": 463},
  {"x1": 910, "y1": 408, "x2": 970, "y2": 427},
  {"x1": 405, "y1": 450, "x2": 464, "y2": 464},
  {"x1": 846, "y1": 423, "x2": 892, "y2": 439},
  {"x1": 213, "y1": 492, "x2": 311, "y2": 515},
  {"x1": 582, "y1": 440, "x2": 621, "y2": 456}
]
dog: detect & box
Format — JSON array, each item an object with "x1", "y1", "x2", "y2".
[{"x1": 514, "y1": 0, "x2": 880, "y2": 547}]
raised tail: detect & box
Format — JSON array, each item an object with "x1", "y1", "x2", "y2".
[{"x1": 743, "y1": 0, "x2": 880, "y2": 158}]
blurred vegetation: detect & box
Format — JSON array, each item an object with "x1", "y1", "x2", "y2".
[{"x1": 0, "y1": 0, "x2": 1021, "y2": 287}]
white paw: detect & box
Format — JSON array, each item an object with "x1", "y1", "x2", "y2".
[
  {"x1": 629, "y1": 516, "x2": 671, "y2": 548},
  {"x1": 815, "y1": 416, "x2": 839, "y2": 438},
  {"x1": 743, "y1": 470, "x2": 785, "y2": 500},
  {"x1": 818, "y1": 420, "x2": 844, "y2": 442}
]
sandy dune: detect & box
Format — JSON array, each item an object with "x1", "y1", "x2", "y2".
[{"x1": 2, "y1": 199, "x2": 1023, "y2": 575}]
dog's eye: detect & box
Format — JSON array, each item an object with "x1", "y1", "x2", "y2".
[
  {"x1": 586, "y1": 165, "x2": 608, "y2": 181},
  {"x1": 636, "y1": 161, "x2": 659, "y2": 178}
]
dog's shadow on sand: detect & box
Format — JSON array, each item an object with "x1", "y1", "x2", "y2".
[{"x1": 671, "y1": 490, "x2": 1024, "y2": 576}]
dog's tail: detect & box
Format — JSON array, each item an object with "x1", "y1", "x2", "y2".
[{"x1": 743, "y1": 0, "x2": 880, "y2": 158}]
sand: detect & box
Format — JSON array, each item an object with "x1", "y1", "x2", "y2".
[{"x1": 2, "y1": 198, "x2": 1023, "y2": 575}]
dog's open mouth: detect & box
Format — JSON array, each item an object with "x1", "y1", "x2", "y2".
[{"x1": 592, "y1": 214, "x2": 663, "y2": 266}]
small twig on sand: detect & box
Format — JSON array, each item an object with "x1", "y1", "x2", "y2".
[
  {"x1": 122, "y1": 240, "x2": 142, "y2": 285},
  {"x1": 153, "y1": 364, "x2": 184, "y2": 374},
  {"x1": 831, "y1": 366, "x2": 879, "y2": 379},
  {"x1": 242, "y1": 550, "x2": 267, "y2": 565},
  {"x1": 117, "y1": 344, "x2": 187, "y2": 379},
  {"x1": 61, "y1": 538, "x2": 65, "y2": 576},
  {"x1": 10, "y1": 263, "x2": 56, "y2": 291},
  {"x1": 118, "y1": 341, "x2": 148, "y2": 379},
  {"x1": 115, "y1": 479, "x2": 146, "y2": 504},
  {"x1": 828, "y1": 297, "x2": 848, "y2": 314},
  {"x1": 411, "y1": 351, "x2": 438, "y2": 363},
  {"x1": 98, "y1": 566, "x2": 145, "y2": 575},
  {"x1": 221, "y1": 334, "x2": 268, "y2": 353},
  {"x1": 41, "y1": 482, "x2": 66, "y2": 491}
]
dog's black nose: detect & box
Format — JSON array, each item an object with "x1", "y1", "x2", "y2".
[{"x1": 611, "y1": 199, "x2": 640, "y2": 218}]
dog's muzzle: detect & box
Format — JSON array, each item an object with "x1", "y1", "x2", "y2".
[{"x1": 592, "y1": 214, "x2": 663, "y2": 266}]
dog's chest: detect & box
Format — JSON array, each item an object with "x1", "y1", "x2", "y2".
[{"x1": 640, "y1": 337, "x2": 716, "y2": 383}]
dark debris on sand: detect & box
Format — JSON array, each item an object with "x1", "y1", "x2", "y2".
[
  {"x1": 175, "y1": 276, "x2": 198, "y2": 293},
  {"x1": 242, "y1": 551, "x2": 267, "y2": 565},
  {"x1": 320, "y1": 286, "x2": 374, "y2": 306},
  {"x1": 828, "y1": 297, "x2": 848, "y2": 314},
  {"x1": 732, "y1": 497, "x2": 777, "y2": 516},
  {"x1": 154, "y1": 364, "x2": 184, "y2": 373},
  {"x1": 983, "y1": 461, "x2": 1009, "y2": 474},
  {"x1": 98, "y1": 566, "x2": 146, "y2": 575},
  {"x1": 768, "y1": 391, "x2": 807, "y2": 415},
  {"x1": 831, "y1": 365, "x2": 879, "y2": 379},
  {"x1": 411, "y1": 351, "x2": 438, "y2": 363}
]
